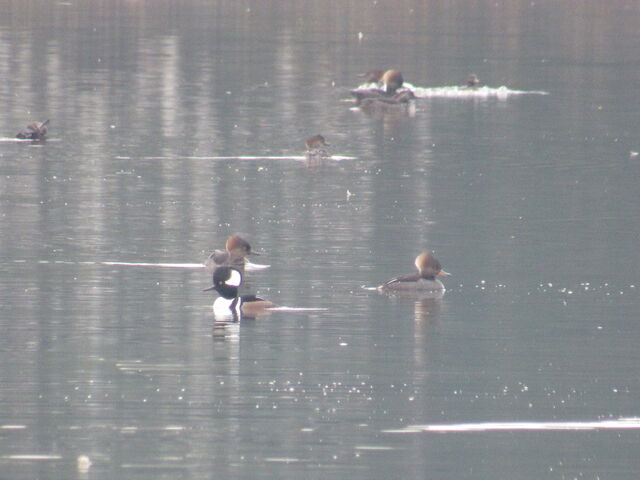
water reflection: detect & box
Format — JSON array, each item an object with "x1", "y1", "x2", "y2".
[{"x1": 212, "y1": 316, "x2": 241, "y2": 342}]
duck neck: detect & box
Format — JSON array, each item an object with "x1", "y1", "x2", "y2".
[{"x1": 215, "y1": 284, "x2": 239, "y2": 299}]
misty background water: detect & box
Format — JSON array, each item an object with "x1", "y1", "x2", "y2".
[{"x1": 1, "y1": 1, "x2": 639, "y2": 479}]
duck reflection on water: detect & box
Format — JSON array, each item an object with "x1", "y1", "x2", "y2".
[{"x1": 359, "y1": 90, "x2": 417, "y2": 116}]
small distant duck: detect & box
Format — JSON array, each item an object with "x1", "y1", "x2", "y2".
[
  {"x1": 204, "y1": 266, "x2": 276, "y2": 319},
  {"x1": 378, "y1": 252, "x2": 450, "y2": 293},
  {"x1": 16, "y1": 119, "x2": 49, "y2": 140},
  {"x1": 305, "y1": 134, "x2": 329, "y2": 156},
  {"x1": 205, "y1": 235, "x2": 260, "y2": 271},
  {"x1": 464, "y1": 74, "x2": 480, "y2": 89}
]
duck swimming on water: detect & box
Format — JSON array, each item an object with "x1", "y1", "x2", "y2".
[
  {"x1": 16, "y1": 119, "x2": 49, "y2": 140},
  {"x1": 205, "y1": 235, "x2": 260, "y2": 272},
  {"x1": 378, "y1": 252, "x2": 450, "y2": 293},
  {"x1": 305, "y1": 134, "x2": 330, "y2": 156},
  {"x1": 204, "y1": 266, "x2": 276, "y2": 319},
  {"x1": 351, "y1": 69, "x2": 406, "y2": 105}
]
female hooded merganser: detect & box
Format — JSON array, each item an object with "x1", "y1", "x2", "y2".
[
  {"x1": 16, "y1": 119, "x2": 49, "y2": 140},
  {"x1": 204, "y1": 266, "x2": 276, "y2": 319},
  {"x1": 380, "y1": 69, "x2": 404, "y2": 93},
  {"x1": 305, "y1": 134, "x2": 329, "y2": 154},
  {"x1": 378, "y1": 252, "x2": 450, "y2": 293},
  {"x1": 205, "y1": 235, "x2": 259, "y2": 271}
]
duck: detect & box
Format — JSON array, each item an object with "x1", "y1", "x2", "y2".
[
  {"x1": 205, "y1": 235, "x2": 260, "y2": 271},
  {"x1": 305, "y1": 134, "x2": 329, "y2": 155},
  {"x1": 378, "y1": 252, "x2": 450, "y2": 293},
  {"x1": 463, "y1": 74, "x2": 480, "y2": 89},
  {"x1": 204, "y1": 266, "x2": 276, "y2": 319},
  {"x1": 351, "y1": 69, "x2": 405, "y2": 105},
  {"x1": 16, "y1": 119, "x2": 49, "y2": 140}
]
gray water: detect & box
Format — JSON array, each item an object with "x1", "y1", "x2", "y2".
[{"x1": 1, "y1": 1, "x2": 640, "y2": 478}]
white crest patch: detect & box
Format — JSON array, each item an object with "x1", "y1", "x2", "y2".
[{"x1": 226, "y1": 269, "x2": 242, "y2": 287}]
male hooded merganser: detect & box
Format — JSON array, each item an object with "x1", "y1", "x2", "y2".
[
  {"x1": 16, "y1": 119, "x2": 49, "y2": 140},
  {"x1": 204, "y1": 266, "x2": 276, "y2": 318},
  {"x1": 378, "y1": 252, "x2": 450, "y2": 293},
  {"x1": 305, "y1": 134, "x2": 330, "y2": 156},
  {"x1": 205, "y1": 235, "x2": 259, "y2": 271}
]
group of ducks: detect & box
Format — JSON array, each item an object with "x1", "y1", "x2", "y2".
[
  {"x1": 204, "y1": 235, "x2": 449, "y2": 319},
  {"x1": 15, "y1": 70, "x2": 480, "y2": 147},
  {"x1": 349, "y1": 69, "x2": 418, "y2": 117},
  {"x1": 210, "y1": 71, "x2": 458, "y2": 317},
  {"x1": 301, "y1": 70, "x2": 482, "y2": 155},
  {"x1": 349, "y1": 69, "x2": 481, "y2": 112},
  {"x1": 15, "y1": 73, "x2": 453, "y2": 321},
  {"x1": 302, "y1": 69, "x2": 416, "y2": 157}
]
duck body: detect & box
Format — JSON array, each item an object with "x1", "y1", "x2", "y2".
[
  {"x1": 16, "y1": 119, "x2": 49, "y2": 140},
  {"x1": 351, "y1": 88, "x2": 393, "y2": 106},
  {"x1": 206, "y1": 249, "x2": 244, "y2": 270},
  {"x1": 378, "y1": 252, "x2": 449, "y2": 293},
  {"x1": 205, "y1": 235, "x2": 259, "y2": 272},
  {"x1": 379, "y1": 274, "x2": 445, "y2": 293},
  {"x1": 359, "y1": 90, "x2": 416, "y2": 115},
  {"x1": 362, "y1": 90, "x2": 415, "y2": 105},
  {"x1": 304, "y1": 134, "x2": 330, "y2": 156},
  {"x1": 212, "y1": 294, "x2": 275, "y2": 319}
]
